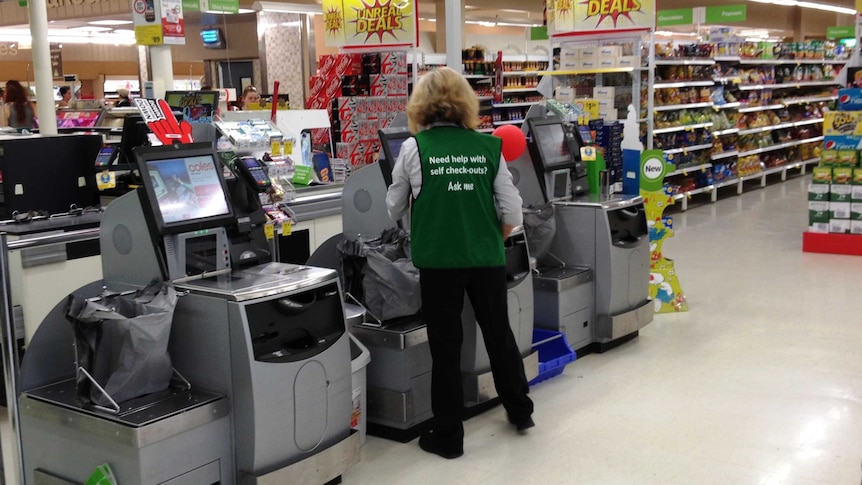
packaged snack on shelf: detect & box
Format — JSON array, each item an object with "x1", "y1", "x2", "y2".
[
  {"x1": 851, "y1": 220, "x2": 862, "y2": 234},
  {"x1": 824, "y1": 111, "x2": 862, "y2": 136},
  {"x1": 829, "y1": 201, "x2": 851, "y2": 219},
  {"x1": 830, "y1": 218, "x2": 851, "y2": 233},
  {"x1": 838, "y1": 89, "x2": 862, "y2": 111},
  {"x1": 838, "y1": 150, "x2": 858, "y2": 167},
  {"x1": 852, "y1": 169, "x2": 862, "y2": 201},
  {"x1": 833, "y1": 167, "x2": 853, "y2": 184},
  {"x1": 812, "y1": 166, "x2": 832, "y2": 183},
  {"x1": 830, "y1": 183, "x2": 852, "y2": 202},
  {"x1": 820, "y1": 150, "x2": 838, "y2": 165},
  {"x1": 809, "y1": 201, "x2": 830, "y2": 225},
  {"x1": 851, "y1": 203, "x2": 862, "y2": 220}
]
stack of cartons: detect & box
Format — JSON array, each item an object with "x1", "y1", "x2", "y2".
[
  {"x1": 307, "y1": 51, "x2": 409, "y2": 166},
  {"x1": 593, "y1": 86, "x2": 616, "y2": 121}
]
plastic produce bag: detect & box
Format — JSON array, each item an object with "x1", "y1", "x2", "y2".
[
  {"x1": 338, "y1": 228, "x2": 421, "y2": 321},
  {"x1": 66, "y1": 280, "x2": 178, "y2": 407},
  {"x1": 523, "y1": 203, "x2": 556, "y2": 261}
]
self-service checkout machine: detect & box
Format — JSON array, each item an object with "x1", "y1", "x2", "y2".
[
  {"x1": 16, "y1": 142, "x2": 358, "y2": 484},
  {"x1": 336, "y1": 125, "x2": 538, "y2": 441},
  {"x1": 508, "y1": 110, "x2": 653, "y2": 353}
]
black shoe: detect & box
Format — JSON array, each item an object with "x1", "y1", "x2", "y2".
[
  {"x1": 509, "y1": 415, "x2": 535, "y2": 432},
  {"x1": 418, "y1": 431, "x2": 464, "y2": 459}
]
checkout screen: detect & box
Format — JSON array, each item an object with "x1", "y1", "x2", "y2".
[
  {"x1": 146, "y1": 155, "x2": 231, "y2": 224},
  {"x1": 387, "y1": 137, "x2": 407, "y2": 161},
  {"x1": 534, "y1": 123, "x2": 571, "y2": 166}
]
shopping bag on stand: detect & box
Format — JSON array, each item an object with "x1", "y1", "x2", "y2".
[{"x1": 66, "y1": 280, "x2": 178, "y2": 408}]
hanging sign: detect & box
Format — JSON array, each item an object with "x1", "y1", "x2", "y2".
[
  {"x1": 827, "y1": 26, "x2": 855, "y2": 40},
  {"x1": 704, "y1": 4, "x2": 746, "y2": 24},
  {"x1": 656, "y1": 8, "x2": 692, "y2": 27},
  {"x1": 132, "y1": 0, "x2": 185, "y2": 45},
  {"x1": 160, "y1": 0, "x2": 185, "y2": 45},
  {"x1": 554, "y1": 0, "x2": 656, "y2": 34},
  {"x1": 200, "y1": 0, "x2": 238, "y2": 14},
  {"x1": 323, "y1": 0, "x2": 417, "y2": 47}
]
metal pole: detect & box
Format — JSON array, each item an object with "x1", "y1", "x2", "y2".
[{"x1": 0, "y1": 233, "x2": 25, "y2": 485}]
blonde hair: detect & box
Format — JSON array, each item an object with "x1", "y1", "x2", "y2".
[{"x1": 406, "y1": 67, "x2": 479, "y2": 133}]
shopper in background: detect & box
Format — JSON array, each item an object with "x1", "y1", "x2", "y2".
[
  {"x1": 115, "y1": 88, "x2": 132, "y2": 107},
  {"x1": 385, "y1": 67, "x2": 534, "y2": 460},
  {"x1": 58, "y1": 86, "x2": 72, "y2": 108},
  {"x1": 238, "y1": 86, "x2": 260, "y2": 110},
  {"x1": 4, "y1": 80, "x2": 36, "y2": 132}
]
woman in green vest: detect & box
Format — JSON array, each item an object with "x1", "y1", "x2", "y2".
[{"x1": 386, "y1": 67, "x2": 533, "y2": 459}]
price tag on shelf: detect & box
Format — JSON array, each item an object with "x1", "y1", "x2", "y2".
[
  {"x1": 264, "y1": 222, "x2": 275, "y2": 240},
  {"x1": 271, "y1": 139, "x2": 282, "y2": 157},
  {"x1": 282, "y1": 221, "x2": 292, "y2": 236}
]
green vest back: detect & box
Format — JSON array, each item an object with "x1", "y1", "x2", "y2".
[{"x1": 411, "y1": 126, "x2": 505, "y2": 268}]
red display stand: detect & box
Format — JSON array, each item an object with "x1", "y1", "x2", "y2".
[{"x1": 802, "y1": 232, "x2": 862, "y2": 256}]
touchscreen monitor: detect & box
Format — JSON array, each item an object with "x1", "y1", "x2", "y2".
[{"x1": 135, "y1": 143, "x2": 235, "y2": 235}]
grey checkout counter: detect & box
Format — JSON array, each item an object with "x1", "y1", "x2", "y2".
[
  {"x1": 508, "y1": 113, "x2": 653, "y2": 355},
  {"x1": 16, "y1": 142, "x2": 358, "y2": 484}
]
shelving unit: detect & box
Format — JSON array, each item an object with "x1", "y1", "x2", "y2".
[{"x1": 652, "y1": 38, "x2": 843, "y2": 210}]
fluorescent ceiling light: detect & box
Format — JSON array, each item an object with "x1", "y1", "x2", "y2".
[
  {"x1": 87, "y1": 20, "x2": 133, "y2": 26},
  {"x1": 748, "y1": 0, "x2": 855, "y2": 15},
  {"x1": 67, "y1": 26, "x2": 113, "y2": 32},
  {"x1": 655, "y1": 31, "x2": 697, "y2": 37},
  {"x1": 252, "y1": 1, "x2": 321, "y2": 14}
]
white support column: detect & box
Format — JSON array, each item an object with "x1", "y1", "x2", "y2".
[
  {"x1": 444, "y1": 0, "x2": 461, "y2": 71},
  {"x1": 29, "y1": 0, "x2": 57, "y2": 134},
  {"x1": 150, "y1": 45, "x2": 174, "y2": 99}
]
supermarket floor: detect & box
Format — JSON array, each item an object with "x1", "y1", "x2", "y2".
[
  {"x1": 2, "y1": 173, "x2": 862, "y2": 484},
  {"x1": 344, "y1": 174, "x2": 862, "y2": 485}
]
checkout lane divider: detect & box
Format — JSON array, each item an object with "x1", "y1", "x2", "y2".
[{"x1": 0, "y1": 228, "x2": 101, "y2": 485}]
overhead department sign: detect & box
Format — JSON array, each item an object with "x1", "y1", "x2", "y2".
[
  {"x1": 323, "y1": 0, "x2": 417, "y2": 47},
  {"x1": 554, "y1": 0, "x2": 655, "y2": 34}
]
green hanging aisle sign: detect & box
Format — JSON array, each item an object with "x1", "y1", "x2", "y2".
[
  {"x1": 705, "y1": 4, "x2": 746, "y2": 24},
  {"x1": 826, "y1": 26, "x2": 855, "y2": 40},
  {"x1": 656, "y1": 8, "x2": 693, "y2": 27}
]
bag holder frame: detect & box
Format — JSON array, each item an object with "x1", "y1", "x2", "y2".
[{"x1": 74, "y1": 286, "x2": 191, "y2": 415}]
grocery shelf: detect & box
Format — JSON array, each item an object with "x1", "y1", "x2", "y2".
[
  {"x1": 793, "y1": 118, "x2": 824, "y2": 127},
  {"x1": 737, "y1": 80, "x2": 839, "y2": 90},
  {"x1": 712, "y1": 128, "x2": 740, "y2": 136},
  {"x1": 666, "y1": 162, "x2": 713, "y2": 177},
  {"x1": 655, "y1": 59, "x2": 715, "y2": 66},
  {"x1": 502, "y1": 88, "x2": 539, "y2": 93},
  {"x1": 737, "y1": 104, "x2": 784, "y2": 113},
  {"x1": 464, "y1": 74, "x2": 493, "y2": 79},
  {"x1": 492, "y1": 101, "x2": 540, "y2": 108},
  {"x1": 737, "y1": 141, "x2": 798, "y2": 157},
  {"x1": 714, "y1": 102, "x2": 742, "y2": 109},
  {"x1": 653, "y1": 102, "x2": 713, "y2": 112},
  {"x1": 492, "y1": 119, "x2": 524, "y2": 125},
  {"x1": 711, "y1": 150, "x2": 739, "y2": 160},
  {"x1": 502, "y1": 71, "x2": 543, "y2": 76},
  {"x1": 737, "y1": 58, "x2": 848, "y2": 65},
  {"x1": 654, "y1": 80, "x2": 715, "y2": 89},
  {"x1": 738, "y1": 122, "x2": 793, "y2": 135},
  {"x1": 782, "y1": 95, "x2": 837, "y2": 105},
  {"x1": 539, "y1": 67, "x2": 635, "y2": 76},
  {"x1": 476, "y1": 128, "x2": 496, "y2": 133},
  {"x1": 653, "y1": 122, "x2": 714, "y2": 135},
  {"x1": 477, "y1": 96, "x2": 494, "y2": 101},
  {"x1": 664, "y1": 143, "x2": 713, "y2": 155}
]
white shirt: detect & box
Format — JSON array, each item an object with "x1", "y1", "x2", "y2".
[{"x1": 385, "y1": 134, "x2": 524, "y2": 227}]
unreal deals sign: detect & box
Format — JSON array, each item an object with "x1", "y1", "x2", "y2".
[
  {"x1": 553, "y1": 0, "x2": 655, "y2": 34},
  {"x1": 322, "y1": 0, "x2": 417, "y2": 47}
]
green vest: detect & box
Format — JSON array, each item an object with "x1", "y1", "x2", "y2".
[{"x1": 411, "y1": 126, "x2": 505, "y2": 268}]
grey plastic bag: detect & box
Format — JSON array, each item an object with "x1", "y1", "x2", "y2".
[
  {"x1": 362, "y1": 249, "x2": 421, "y2": 321},
  {"x1": 66, "y1": 280, "x2": 177, "y2": 407},
  {"x1": 523, "y1": 203, "x2": 556, "y2": 260}
]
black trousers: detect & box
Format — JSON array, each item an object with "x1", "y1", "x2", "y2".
[{"x1": 420, "y1": 266, "x2": 533, "y2": 441}]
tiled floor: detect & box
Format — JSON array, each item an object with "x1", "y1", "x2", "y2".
[
  {"x1": 3, "y1": 174, "x2": 862, "y2": 484},
  {"x1": 343, "y1": 174, "x2": 862, "y2": 484}
]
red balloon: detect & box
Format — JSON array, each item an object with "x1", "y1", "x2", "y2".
[{"x1": 492, "y1": 124, "x2": 527, "y2": 162}]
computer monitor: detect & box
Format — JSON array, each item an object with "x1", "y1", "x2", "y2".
[
  {"x1": 164, "y1": 91, "x2": 220, "y2": 124},
  {"x1": 0, "y1": 134, "x2": 101, "y2": 217},
  {"x1": 134, "y1": 143, "x2": 235, "y2": 236},
  {"x1": 527, "y1": 117, "x2": 580, "y2": 171},
  {"x1": 56, "y1": 109, "x2": 102, "y2": 129},
  {"x1": 378, "y1": 127, "x2": 412, "y2": 187},
  {"x1": 118, "y1": 115, "x2": 151, "y2": 167}
]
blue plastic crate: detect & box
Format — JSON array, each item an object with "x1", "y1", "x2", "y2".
[{"x1": 529, "y1": 329, "x2": 577, "y2": 386}]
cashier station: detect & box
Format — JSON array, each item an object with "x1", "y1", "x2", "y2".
[
  {"x1": 16, "y1": 143, "x2": 358, "y2": 484},
  {"x1": 507, "y1": 113, "x2": 653, "y2": 353},
  {"x1": 331, "y1": 126, "x2": 537, "y2": 441}
]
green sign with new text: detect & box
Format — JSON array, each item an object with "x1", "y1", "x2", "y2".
[{"x1": 827, "y1": 26, "x2": 854, "y2": 40}]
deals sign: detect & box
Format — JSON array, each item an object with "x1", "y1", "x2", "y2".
[
  {"x1": 323, "y1": 0, "x2": 417, "y2": 48},
  {"x1": 554, "y1": 0, "x2": 655, "y2": 33}
]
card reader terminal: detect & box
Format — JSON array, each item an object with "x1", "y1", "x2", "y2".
[{"x1": 237, "y1": 156, "x2": 272, "y2": 190}]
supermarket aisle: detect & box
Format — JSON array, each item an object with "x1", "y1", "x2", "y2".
[{"x1": 344, "y1": 174, "x2": 862, "y2": 485}]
